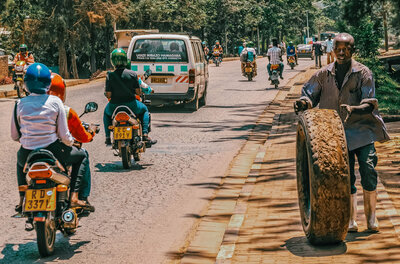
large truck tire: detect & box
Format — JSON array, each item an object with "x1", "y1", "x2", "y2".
[{"x1": 296, "y1": 109, "x2": 351, "y2": 245}]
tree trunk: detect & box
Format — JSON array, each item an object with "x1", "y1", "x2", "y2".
[
  {"x1": 90, "y1": 23, "x2": 97, "y2": 74},
  {"x1": 105, "y1": 23, "x2": 112, "y2": 70},
  {"x1": 70, "y1": 40, "x2": 79, "y2": 79},
  {"x1": 58, "y1": 28, "x2": 69, "y2": 79},
  {"x1": 382, "y1": 0, "x2": 389, "y2": 51}
]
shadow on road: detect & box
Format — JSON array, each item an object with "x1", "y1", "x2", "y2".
[
  {"x1": 284, "y1": 236, "x2": 347, "y2": 257},
  {"x1": 0, "y1": 234, "x2": 90, "y2": 264},
  {"x1": 94, "y1": 162, "x2": 152, "y2": 172}
]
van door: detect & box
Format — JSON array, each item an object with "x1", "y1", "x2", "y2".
[
  {"x1": 191, "y1": 40, "x2": 204, "y2": 96},
  {"x1": 196, "y1": 41, "x2": 208, "y2": 92}
]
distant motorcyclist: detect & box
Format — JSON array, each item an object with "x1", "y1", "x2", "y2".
[
  {"x1": 12, "y1": 44, "x2": 34, "y2": 82},
  {"x1": 47, "y1": 73, "x2": 96, "y2": 209},
  {"x1": 11, "y1": 63, "x2": 88, "y2": 214},
  {"x1": 13, "y1": 44, "x2": 34, "y2": 65},
  {"x1": 240, "y1": 41, "x2": 257, "y2": 76},
  {"x1": 103, "y1": 48, "x2": 157, "y2": 146},
  {"x1": 202, "y1": 41, "x2": 210, "y2": 61},
  {"x1": 286, "y1": 41, "x2": 298, "y2": 65},
  {"x1": 267, "y1": 39, "x2": 284, "y2": 80}
]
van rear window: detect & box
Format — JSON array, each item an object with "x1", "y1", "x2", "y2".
[{"x1": 131, "y1": 39, "x2": 188, "y2": 62}]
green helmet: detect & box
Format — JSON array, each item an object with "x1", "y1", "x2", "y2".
[
  {"x1": 19, "y1": 44, "x2": 27, "y2": 52},
  {"x1": 247, "y1": 41, "x2": 254, "y2": 47},
  {"x1": 111, "y1": 48, "x2": 128, "y2": 68}
]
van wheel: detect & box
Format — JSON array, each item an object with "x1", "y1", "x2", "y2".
[
  {"x1": 185, "y1": 90, "x2": 199, "y2": 111},
  {"x1": 199, "y1": 87, "x2": 207, "y2": 107},
  {"x1": 296, "y1": 109, "x2": 350, "y2": 245}
]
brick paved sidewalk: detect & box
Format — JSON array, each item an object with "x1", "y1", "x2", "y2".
[{"x1": 176, "y1": 69, "x2": 400, "y2": 264}]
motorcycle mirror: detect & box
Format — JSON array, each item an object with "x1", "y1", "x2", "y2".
[
  {"x1": 144, "y1": 69, "x2": 152, "y2": 80},
  {"x1": 84, "y1": 102, "x2": 98, "y2": 113}
]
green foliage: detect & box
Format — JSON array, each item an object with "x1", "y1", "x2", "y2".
[
  {"x1": 351, "y1": 17, "x2": 382, "y2": 58},
  {"x1": 357, "y1": 56, "x2": 400, "y2": 115}
]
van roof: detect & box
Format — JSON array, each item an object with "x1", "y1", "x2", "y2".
[{"x1": 132, "y1": 34, "x2": 201, "y2": 41}]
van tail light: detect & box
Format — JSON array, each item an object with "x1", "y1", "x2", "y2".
[
  {"x1": 115, "y1": 112, "x2": 130, "y2": 122},
  {"x1": 28, "y1": 163, "x2": 52, "y2": 179},
  {"x1": 189, "y1": 69, "x2": 195, "y2": 84}
]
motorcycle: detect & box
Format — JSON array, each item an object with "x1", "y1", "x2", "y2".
[
  {"x1": 270, "y1": 64, "x2": 280, "y2": 89},
  {"x1": 108, "y1": 70, "x2": 153, "y2": 169},
  {"x1": 244, "y1": 51, "x2": 256, "y2": 81},
  {"x1": 16, "y1": 102, "x2": 98, "y2": 257},
  {"x1": 288, "y1": 55, "x2": 296, "y2": 70},
  {"x1": 212, "y1": 50, "x2": 222, "y2": 67},
  {"x1": 13, "y1": 60, "x2": 29, "y2": 98}
]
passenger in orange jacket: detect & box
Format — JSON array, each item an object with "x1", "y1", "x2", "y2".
[{"x1": 48, "y1": 73, "x2": 96, "y2": 210}]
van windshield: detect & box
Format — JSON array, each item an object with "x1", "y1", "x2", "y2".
[{"x1": 132, "y1": 39, "x2": 188, "y2": 62}]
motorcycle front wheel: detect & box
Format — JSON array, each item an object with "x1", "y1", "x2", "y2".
[
  {"x1": 121, "y1": 146, "x2": 132, "y2": 169},
  {"x1": 247, "y1": 74, "x2": 252, "y2": 81},
  {"x1": 16, "y1": 81, "x2": 26, "y2": 98},
  {"x1": 36, "y1": 216, "x2": 56, "y2": 257}
]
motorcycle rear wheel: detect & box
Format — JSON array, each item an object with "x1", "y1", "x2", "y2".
[
  {"x1": 247, "y1": 74, "x2": 253, "y2": 81},
  {"x1": 36, "y1": 216, "x2": 56, "y2": 257},
  {"x1": 121, "y1": 146, "x2": 132, "y2": 169}
]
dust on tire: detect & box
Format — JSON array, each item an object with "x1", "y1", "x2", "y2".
[{"x1": 296, "y1": 108, "x2": 350, "y2": 245}]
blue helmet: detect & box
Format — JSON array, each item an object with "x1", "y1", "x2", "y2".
[{"x1": 24, "y1": 63, "x2": 52, "y2": 94}]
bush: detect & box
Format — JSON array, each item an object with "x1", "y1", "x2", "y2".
[{"x1": 357, "y1": 57, "x2": 400, "y2": 115}]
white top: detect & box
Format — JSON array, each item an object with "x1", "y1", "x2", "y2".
[
  {"x1": 267, "y1": 47, "x2": 282, "y2": 64},
  {"x1": 240, "y1": 47, "x2": 257, "y2": 56},
  {"x1": 11, "y1": 94, "x2": 74, "y2": 150},
  {"x1": 326, "y1": 39, "x2": 334, "y2": 52}
]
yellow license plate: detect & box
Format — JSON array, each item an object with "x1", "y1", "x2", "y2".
[
  {"x1": 114, "y1": 126, "x2": 133, "y2": 140},
  {"x1": 24, "y1": 188, "x2": 57, "y2": 212},
  {"x1": 152, "y1": 77, "x2": 168, "y2": 84},
  {"x1": 301, "y1": 50, "x2": 306, "y2": 53},
  {"x1": 245, "y1": 67, "x2": 253, "y2": 73}
]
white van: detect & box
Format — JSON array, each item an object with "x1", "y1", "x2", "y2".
[{"x1": 127, "y1": 34, "x2": 209, "y2": 111}]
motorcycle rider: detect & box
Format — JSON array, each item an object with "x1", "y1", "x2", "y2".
[
  {"x1": 212, "y1": 40, "x2": 223, "y2": 62},
  {"x1": 286, "y1": 41, "x2": 298, "y2": 65},
  {"x1": 267, "y1": 38, "x2": 284, "y2": 80},
  {"x1": 103, "y1": 48, "x2": 157, "y2": 146},
  {"x1": 294, "y1": 33, "x2": 390, "y2": 232},
  {"x1": 12, "y1": 44, "x2": 35, "y2": 82},
  {"x1": 47, "y1": 73, "x2": 96, "y2": 209},
  {"x1": 11, "y1": 63, "x2": 89, "y2": 215},
  {"x1": 202, "y1": 41, "x2": 210, "y2": 61},
  {"x1": 240, "y1": 41, "x2": 257, "y2": 76}
]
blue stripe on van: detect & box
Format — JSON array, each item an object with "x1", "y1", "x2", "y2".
[
  {"x1": 181, "y1": 65, "x2": 188, "y2": 72},
  {"x1": 156, "y1": 65, "x2": 162, "y2": 72},
  {"x1": 168, "y1": 65, "x2": 174, "y2": 72},
  {"x1": 144, "y1": 65, "x2": 150, "y2": 71},
  {"x1": 131, "y1": 65, "x2": 138, "y2": 71}
]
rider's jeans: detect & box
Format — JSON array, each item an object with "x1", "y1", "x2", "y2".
[
  {"x1": 103, "y1": 100, "x2": 150, "y2": 139},
  {"x1": 17, "y1": 140, "x2": 86, "y2": 196},
  {"x1": 267, "y1": 63, "x2": 284, "y2": 77},
  {"x1": 349, "y1": 143, "x2": 378, "y2": 194},
  {"x1": 78, "y1": 149, "x2": 91, "y2": 200}
]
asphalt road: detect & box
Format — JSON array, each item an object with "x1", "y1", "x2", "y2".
[{"x1": 0, "y1": 56, "x2": 314, "y2": 264}]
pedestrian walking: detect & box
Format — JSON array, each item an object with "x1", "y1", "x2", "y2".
[
  {"x1": 313, "y1": 37, "x2": 323, "y2": 68},
  {"x1": 294, "y1": 33, "x2": 390, "y2": 232},
  {"x1": 326, "y1": 34, "x2": 334, "y2": 64}
]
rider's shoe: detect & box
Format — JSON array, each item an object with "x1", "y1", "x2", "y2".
[
  {"x1": 268, "y1": 77, "x2": 271, "y2": 81},
  {"x1": 143, "y1": 136, "x2": 157, "y2": 148},
  {"x1": 15, "y1": 204, "x2": 22, "y2": 213},
  {"x1": 105, "y1": 137, "x2": 111, "y2": 146},
  {"x1": 280, "y1": 75, "x2": 284, "y2": 80},
  {"x1": 25, "y1": 220, "x2": 34, "y2": 231}
]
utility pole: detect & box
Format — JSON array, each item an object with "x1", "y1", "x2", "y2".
[{"x1": 306, "y1": 12, "x2": 310, "y2": 38}]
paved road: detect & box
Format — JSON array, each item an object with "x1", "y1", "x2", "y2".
[{"x1": 0, "y1": 57, "x2": 314, "y2": 263}]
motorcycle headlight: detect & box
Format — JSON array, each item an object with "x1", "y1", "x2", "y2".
[{"x1": 15, "y1": 66, "x2": 23, "y2": 71}]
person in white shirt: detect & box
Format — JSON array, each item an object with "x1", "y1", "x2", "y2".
[
  {"x1": 326, "y1": 34, "x2": 334, "y2": 64},
  {"x1": 267, "y1": 39, "x2": 284, "y2": 80},
  {"x1": 240, "y1": 41, "x2": 257, "y2": 76},
  {"x1": 11, "y1": 63, "x2": 88, "y2": 214}
]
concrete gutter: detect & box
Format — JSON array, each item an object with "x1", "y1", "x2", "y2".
[{"x1": 0, "y1": 79, "x2": 91, "y2": 99}]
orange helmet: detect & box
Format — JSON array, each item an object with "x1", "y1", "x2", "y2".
[{"x1": 48, "y1": 73, "x2": 66, "y2": 102}]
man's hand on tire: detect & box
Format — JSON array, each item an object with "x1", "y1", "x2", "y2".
[{"x1": 294, "y1": 99, "x2": 308, "y2": 115}]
